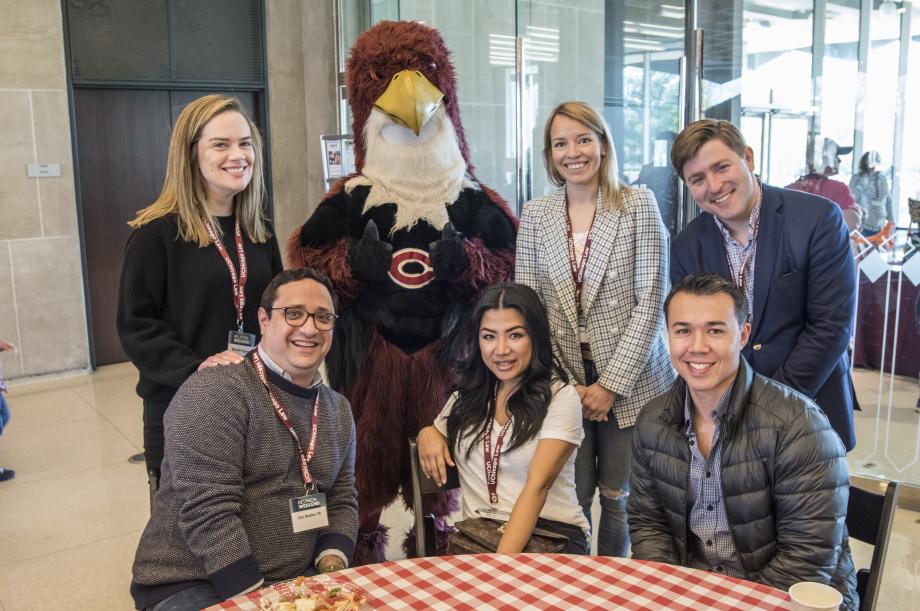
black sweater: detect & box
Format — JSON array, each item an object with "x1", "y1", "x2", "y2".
[{"x1": 117, "y1": 213, "x2": 283, "y2": 403}]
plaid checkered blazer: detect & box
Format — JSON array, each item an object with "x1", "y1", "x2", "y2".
[{"x1": 516, "y1": 185, "x2": 674, "y2": 429}]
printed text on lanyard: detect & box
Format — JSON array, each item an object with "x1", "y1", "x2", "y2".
[
  {"x1": 251, "y1": 349, "x2": 320, "y2": 494},
  {"x1": 484, "y1": 384, "x2": 514, "y2": 505},
  {"x1": 205, "y1": 218, "x2": 248, "y2": 331}
]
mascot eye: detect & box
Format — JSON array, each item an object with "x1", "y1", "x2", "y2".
[
  {"x1": 427, "y1": 62, "x2": 437, "y2": 72},
  {"x1": 369, "y1": 69, "x2": 380, "y2": 81}
]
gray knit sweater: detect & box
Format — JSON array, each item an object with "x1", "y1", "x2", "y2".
[{"x1": 131, "y1": 360, "x2": 357, "y2": 610}]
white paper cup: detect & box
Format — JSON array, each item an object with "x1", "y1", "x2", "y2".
[{"x1": 788, "y1": 582, "x2": 843, "y2": 611}]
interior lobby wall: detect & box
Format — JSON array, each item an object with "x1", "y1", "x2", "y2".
[
  {"x1": 0, "y1": 0, "x2": 339, "y2": 380},
  {"x1": 0, "y1": 0, "x2": 89, "y2": 380},
  {"x1": 266, "y1": 0, "x2": 339, "y2": 255}
]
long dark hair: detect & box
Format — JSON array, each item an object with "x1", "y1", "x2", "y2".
[
  {"x1": 859, "y1": 151, "x2": 882, "y2": 175},
  {"x1": 446, "y1": 283, "x2": 568, "y2": 459}
]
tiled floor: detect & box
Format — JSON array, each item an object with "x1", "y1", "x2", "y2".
[
  {"x1": 849, "y1": 367, "x2": 920, "y2": 485},
  {"x1": 0, "y1": 363, "x2": 918, "y2": 610}
]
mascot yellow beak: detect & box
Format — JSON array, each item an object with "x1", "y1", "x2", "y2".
[{"x1": 373, "y1": 70, "x2": 444, "y2": 136}]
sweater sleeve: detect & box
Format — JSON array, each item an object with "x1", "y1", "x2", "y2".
[
  {"x1": 270, "y1": 231, "x2": 285, "y2": 276},
  {"x1": 315, "y1": 393, "x2": 359, "y2": 563},
  {"x1": 166, "y1": 370, "x2": 263, "y2": 599},
  {"x1": 117, "y1": 224, "x2": 203, "y2": 390}
]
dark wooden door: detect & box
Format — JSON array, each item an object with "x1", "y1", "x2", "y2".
[
  {"x1": 75, "y1": 89, "x2": 172, "y2": 366},
  {"x1": 75, "y1": 89, "x2": 260, "y2": 366}
]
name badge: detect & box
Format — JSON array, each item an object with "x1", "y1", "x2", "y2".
[
  {"x1": 227, "y1": 330, "x2": 257, "y2": 356},
  {"x1": 290, "y1": 492, "x2": 329, "y2": 533}
]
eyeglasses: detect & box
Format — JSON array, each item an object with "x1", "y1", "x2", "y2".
[{"x1": 269, "y1": 307, "x2": 338, "y2": 330}]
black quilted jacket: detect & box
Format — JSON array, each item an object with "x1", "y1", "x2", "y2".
[{"x1": 628, "y1": 358, "x2": 857, "y2": 610}]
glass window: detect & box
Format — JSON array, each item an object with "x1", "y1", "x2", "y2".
[
  {"x1": 821, "y1": 0, "x2": 861, "y2": 181},
  {"x1": 740, "y1": 0, "x2": 814, "y2": 111},
  {"x1": 862, "y1": 4, "x2": 902, "y2": 187},
  {"x1": 895, "y1": 5, "x2": 919, "y2": 226}
]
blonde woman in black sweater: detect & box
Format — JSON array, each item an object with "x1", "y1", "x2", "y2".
[{"x1": 117, "y1": 95, "x2": 282, "y2": 491}]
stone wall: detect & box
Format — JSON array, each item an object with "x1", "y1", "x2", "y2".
[
  {"x1": 0, "y1": 0, "x2": 89, "y2": 379},
  {"x1": 266, "y1": 0, "x2": 339, "y2": 258},
  {"x1": 0, "y1": 0, "x2": 340, "y2": 380}
]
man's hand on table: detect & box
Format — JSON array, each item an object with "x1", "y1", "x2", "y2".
[{"x1": 317, "y1": 554, "x2": 346, "y2": 574}]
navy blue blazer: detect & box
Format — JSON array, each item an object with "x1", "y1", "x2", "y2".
[{"x1": 671, "y1": 184, "x2": 858, "y2": 451}]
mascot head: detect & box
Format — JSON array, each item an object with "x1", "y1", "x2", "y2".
[{"x1": 346, "y1": 21, "x2": 472, "y2": 176}]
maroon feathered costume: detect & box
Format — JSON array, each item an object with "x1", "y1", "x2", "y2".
[{"x1": 288, "y1": 21, "x2": 516, "y2": 564}]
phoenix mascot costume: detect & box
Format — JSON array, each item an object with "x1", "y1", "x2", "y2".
[{"x1": 289, "y1": 21, "x2": 517, "y2": 564}]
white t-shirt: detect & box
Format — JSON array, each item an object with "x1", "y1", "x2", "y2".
[{"x1": 433, "y1": 383, "x2": 589, "y2": 534}]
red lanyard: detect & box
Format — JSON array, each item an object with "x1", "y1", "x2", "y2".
[
  {"x1": 205, "y1": 217, "x2": 248, "y2": 331},
  {"x1": 722, "y1": 178, "x2": 763, "y2": 295},
  {"x1": 483, "y1": 385, "x2": 514, "y2": 504},
  {"x1": 565, "y1": 208, "x2": 597, "y2": 314},
  {"x1": 251, "y1": 349, "x2": 320, "y2": 492}
]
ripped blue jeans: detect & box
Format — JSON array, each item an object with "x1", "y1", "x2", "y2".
[{"x1": 574, "y1": 360, "x2": 633, "y2": 557}]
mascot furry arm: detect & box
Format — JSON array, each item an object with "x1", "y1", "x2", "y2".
[{"x1": 287, "y1": 21, "x2": 516, "y2": 564}]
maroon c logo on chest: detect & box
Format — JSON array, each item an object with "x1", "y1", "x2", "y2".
[{"x1": 388, "y1": 248, "x2": 435, "y2": 288}]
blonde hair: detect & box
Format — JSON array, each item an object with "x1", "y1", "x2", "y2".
[
  {"x1": 128, "y1": 94, "x2": 270, "y2": 246},
  {"x1": 542, "y1": 101, "x2": 627, "y2": 210}
]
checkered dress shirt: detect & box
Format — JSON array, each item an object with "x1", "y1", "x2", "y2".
[
  {"x1": 713, "y1": 178, "x2": 762, "y2": 322},
  {"x1": 683, "y1": 384, "x2": 745, "y2": 579}
]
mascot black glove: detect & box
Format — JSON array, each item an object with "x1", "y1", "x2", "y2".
[
  {"x1": 349, "y1": 220, "x2": 393, "y2": 283},
  {"x1": 429, "y1": 222, "x2": 469, "y2": 281}
]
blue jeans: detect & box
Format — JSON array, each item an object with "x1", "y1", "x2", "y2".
[
  {"x1": 148, "y1": 583, "x2": 223, "y2": 611},
  {"x1": 574, "y1": 360, "x2": 633, "y2": 557},
  {"x1": 0, "y1": 393, "x2": 10, "y2": 433}
]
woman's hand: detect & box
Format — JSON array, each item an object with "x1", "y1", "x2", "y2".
[
  {"x1": 417, "y1": 425, "x2": 454, "y2": 486},
  {"x1": 0, "y1": 341, "x2": 15, "y2": 352},
  {"x1": 197, "y1": 350, "x2": 245, "y2": 371},
  {"x1": 581, "y1": 383, "x2": 615, "y2": 422}
]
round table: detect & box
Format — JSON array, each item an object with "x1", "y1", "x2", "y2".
[{"x1": 207, "y1": 553, "x2": 791, "y2": 610}]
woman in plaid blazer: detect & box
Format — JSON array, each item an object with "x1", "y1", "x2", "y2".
[{"x1": 516, "y1": 102, "x2": 673, "y2": 556}]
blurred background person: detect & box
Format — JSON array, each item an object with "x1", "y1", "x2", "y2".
[
  {"x1": 417, "y1": 282, "x2": 590, "y2": 554},
  {"x1": 0, "y1": 340, "x2": 14, "y2": 482},
  {"x1": 516, "y1": 101, "x2": 673, "y2": 557},
  {"x1": 117, "y1": 95, "x2": 283, "y2": 498},
  {"x1": 634, "y1": 130, "x2": 678, "y2": 237},
  {"x1": 787, "y1": 137, "x2": 859, "y2": 232},
  {"x1": 850, "y1": 151, "x2": 893, "y2": 238}
]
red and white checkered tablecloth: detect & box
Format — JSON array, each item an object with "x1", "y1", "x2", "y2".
[{"x1": 207, "y1": 553, "x2": 791, "y2": 610}]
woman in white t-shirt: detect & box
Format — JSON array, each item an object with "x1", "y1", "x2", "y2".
[{"x1": 417, "y1": 282, "x2": 589, "y2": 554}]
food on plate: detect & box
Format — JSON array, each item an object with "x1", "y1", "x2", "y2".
[{"x1": 258, "y1": 576, "x2": 369, "y2": 611}]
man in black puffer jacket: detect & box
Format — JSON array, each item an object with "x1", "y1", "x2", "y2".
[{"x1": 629, "y1": 273, "x2": 857, "y2": 609}]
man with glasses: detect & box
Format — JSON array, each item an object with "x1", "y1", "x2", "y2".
[{"x1": 131, "y1": 268, "x2": 357, "y2": 611}]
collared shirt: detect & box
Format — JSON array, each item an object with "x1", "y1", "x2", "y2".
[
  {"x1": 683, "y1": 384, "x2": 744, "y2": 579},
  {"x1": 256, "y1": 344, "x2": 322, "y2": 388},
  {"x1": 713, "y1": 178, "x2": 762, "y2": 322}
]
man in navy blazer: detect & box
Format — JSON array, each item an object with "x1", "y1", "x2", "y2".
[{"x1": 669, "y1": 119, "x2": 857, "y2": 451}]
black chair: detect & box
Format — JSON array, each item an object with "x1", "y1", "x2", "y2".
[
  {"x1": 846, "y1": 480, "x2": 899, "y2": 611},
  {"x1": 408, "y1": 437, "x2": 460, "y2": 557}
]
